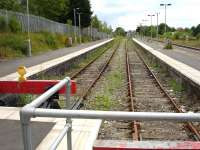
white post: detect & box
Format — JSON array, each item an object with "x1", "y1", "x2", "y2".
[
  {"x1": 73, "y1": 9, "x2": 77, "y2": 43},
  {"x1": 165, "y1": 4, "x2": 167, "y2": 33},
  {"x1": 27, "y1": 0, "x2": 32, "y2": 57},
  {"x1": 78, "y1": 13, "x2": 82, "y2": 44},
  {"x1": 156, "y1": 13, "x2": 159, "y2": 39}
]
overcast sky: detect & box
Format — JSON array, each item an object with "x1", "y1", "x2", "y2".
[{"x1": 90, "y1": 0, "x2": 200, "y2": 31}]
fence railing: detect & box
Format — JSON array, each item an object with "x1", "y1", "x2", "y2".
[
  {"x1": 0, "y1": 9, "x2": 110, "y2": 39},
  {"x1": 20, "y1": 77, "x2": 200, "y2": 150}
]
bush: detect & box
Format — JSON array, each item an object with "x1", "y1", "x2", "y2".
[
  {"x1": 0, "y1": 34, "x2": 27, "y2": 55},
  {"x1": 42, "y1": 32, "x2": 57, "y2": 48},
  {"x1": 0, "y1": 16, "x2": 7, "y2": 32},
  {"x1": 8, "y1": 17, "x2": 21, "y2": 33}
]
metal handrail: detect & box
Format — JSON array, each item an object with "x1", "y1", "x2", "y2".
[
  {"x1": 20, "y1": 77, "x2": 72, "y2": 150},
  {"x1": 20, "y1": 77, "x2": 200, "y2": 150}
]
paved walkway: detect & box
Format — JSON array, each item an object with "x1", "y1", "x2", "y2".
[
  {"x1": 138, "y1": 38, "x2": 200, "y2": 71},
  {"x1": 0, "y1": 39, "x2": 108, "y2": 78}
]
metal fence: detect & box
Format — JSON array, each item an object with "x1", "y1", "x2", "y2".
[
  {"x1": 20, "y1": 77, "x2": 200, "y2": 150},
  {"x1": 0, "y1": 9, "x2": 110, "y2": 39}
]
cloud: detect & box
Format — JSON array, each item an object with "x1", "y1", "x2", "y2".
[{"x1": 90, "y1": 0, "x2": 200, "y2": 31}]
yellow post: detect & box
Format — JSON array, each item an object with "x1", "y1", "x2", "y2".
[{"x1": 17, "y1": 66, "x2": 27, "y2": 81}]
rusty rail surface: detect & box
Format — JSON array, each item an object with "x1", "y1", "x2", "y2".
[
  {"x1": 133, "y1": 41, "x2": 200, "y2": 140},
  {"x1": 125, "y1": 41, "x2": 139, "y2": 140}
]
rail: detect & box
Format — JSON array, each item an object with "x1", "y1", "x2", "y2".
[{"x1": 20, "y1": 78, "x2": 200, "y2": 150}]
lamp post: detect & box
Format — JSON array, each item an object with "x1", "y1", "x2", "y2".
[
  {"x1": 155, "y1": 12, "x2": 160, "y2": 39},
  {"x1": 27, "y1": 0, "x2": 31, "y2": 57},
  {"x1": 148, "y1": 14, "x2": 155, "y2": 41},
  {"x1": 77, "y1": 12, "x2": 82, "y2": 44},
  {"x1": 160, "y1": 3, "x2": 172, "y2": 33},
  {"x1": 73, "y1": 8, "x2": 79, "y2": 43}
]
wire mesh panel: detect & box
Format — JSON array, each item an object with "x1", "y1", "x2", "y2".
[{"x1": 0, "y1": 9, "x2": 110, "y2": 39}]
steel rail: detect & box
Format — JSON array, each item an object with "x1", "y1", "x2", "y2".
[
  {"x1": 125, "y1": 41, "x2": 139, "y2": 140},
  {"x1": 71, "y1": 41, "x2": 120, "y2": 109},
  {"x1": 70, "y1": 44, "x2": 113, "y2": 79},
  {"x1": 133, "y1": 41, "x2": 200, "y2": 140}
]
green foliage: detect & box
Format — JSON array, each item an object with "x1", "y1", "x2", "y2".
[
  {"x1": 8, "y1": 17, "x2": 21, "y2": 33},
  {"x1": 0, "y1": 34, "x2": 27, "y2": 55},
  {"x1": 42, "y1": 32, "x2": 57, "y2": 48},
  {"x1": 68, "y1": 0, "x2": 92, "y2": 27},
  {"x1": 0, "y1": 0, "x2": 21, "y2": 11},
  {"x1": 0, "y1": 32, "x2": 68, "y2": 58},
  {"x1": 191, "y1": 24, "x2": 200, "y2": 37},
  {"x1": 115, "y1": 27, "x2": 126, "y2": 36},
  {"x1": 91, "y1": 15, "x2": 113, "y2": 34},
  {"x1": 18, "y1": 94, "x2": 33, "y2": 106},
  {"x1": 23, "y1": 0, "x2": 68, "y2": 23},
  {"x1": 0, "y1": 16, "x2": 7, "y2": 32},
  {"x1": 93, "y1": 95, "x2": 113, "y2": 111},
  {"x1": 169, "y1": 79, "x2": 185, "y2": 93}
]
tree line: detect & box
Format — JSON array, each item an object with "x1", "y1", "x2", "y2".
[
  {"x1": 136, "y1": 23, "x2": 200, "y2": 40},
  {"x1": 0, "y1": 0, "x2": 112, "y2": 34}
]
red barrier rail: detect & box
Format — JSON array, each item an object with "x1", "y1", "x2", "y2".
[{"x1": 0, "y1": 80, "x2": 76, "y2": 95}]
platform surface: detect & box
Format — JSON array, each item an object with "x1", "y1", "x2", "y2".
[
  {"x1": 0, "y1": 39, "x2": 112, "y2": 79},
  {"x1": 138, "y1": 38, "x2": 200, "y2": 71},
  {"x1": 133, "y1": 38, "x2": 200, "y2": 86},
  {"x1": 0, "y1": 107, "x2": 102, "y2": 150},
  {"x1": 94, "y1": 140, "x2": 200, "y2": 150}
]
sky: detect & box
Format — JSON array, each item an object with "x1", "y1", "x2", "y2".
[{"x1": 90, "y1": 0, "x2": 200, "y2": 31}]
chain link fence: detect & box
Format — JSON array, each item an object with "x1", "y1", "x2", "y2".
[{"x1": 0, "y1": 9, "x2": 110, "y2": 39}]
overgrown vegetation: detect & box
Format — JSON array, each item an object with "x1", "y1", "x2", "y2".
[
  {"x1": 137, "y1": 23, "x2": 200, "y2": 48},
  {"x1": 0, "y1": 32, "x2": 70, "y2": 58},
  {"x1": 18, "y1": 94, "x2": 34, "y2": 106},
  {"x1": 168, "y1": 79, "x2": 185, "y2": 93},
  {"x1": 0, "y1": 0, "x2": 112, "y2": 34}
]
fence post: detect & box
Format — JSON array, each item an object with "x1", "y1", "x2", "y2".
[
  {"x1": 65, "y1": 77, "x2": 72, "y2": 150},
  {"x1": 20, "y1": 109, "x2": 33, "y2": 150}
]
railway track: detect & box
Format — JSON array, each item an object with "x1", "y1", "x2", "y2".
[
  {"x1": 69, "y1": 40, "x2": 120, "y2": 109},
  {"x1": 126, "y1": 39, "x2": 200, "y2": 141}
]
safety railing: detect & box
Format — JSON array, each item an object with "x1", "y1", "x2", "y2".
[
  {"x1": 20, "y1": 77, "x2": 200, "y2": 150},
  {"x1": 20, "y1": 77, "x2": 72, "y2": 150}
]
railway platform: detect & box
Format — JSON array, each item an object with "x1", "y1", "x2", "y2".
[
  {"x1": 133, "y1": 38, "x2": 200, "y2": 88},
  {"x1": 0, "y1": 39, "x2": 111, "y2": 78},
  {"x1": 137, "y1": 38, "x2": 200, "y2": 71},
  {"x1": 0, "y1": 39, "x2": 113, "y2": 81},
  {"x1": 0, "y1": 107, "x2": 102, "y2": 150}
]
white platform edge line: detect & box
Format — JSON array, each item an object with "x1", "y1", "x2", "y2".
[
  {"x1": 0, "y1": 39, "x2": 113, "y2": 81},
  {"x1": 133, "y1": 38, "x2": 200, "y2": 86}
]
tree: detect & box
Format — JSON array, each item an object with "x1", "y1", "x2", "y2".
[
  {"x1": 67, "y1": 0, "x2": 92, "y2": 28},
  {"x1": 192, "y1": 24, "x2": 200, "y2": 37},
  {"x1": 115, "y1": 27, "x2": 126, "y2": 36},
  {"x1": 91, "y1": 15, "x2": 100, "y2": 29},
  {"x1": 0, "y1": 0, "x2": 21, "y2": 11}
]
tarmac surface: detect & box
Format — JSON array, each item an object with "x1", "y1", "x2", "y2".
[
  {"x1": 0, "y1": 120, "x2": 55, "y2": 150},
  {"x1": 138, "y1": 39, "x2": 200, "y2": 71},
  {"x1": 0, "y1": 39, "x2": 107, "y2": 78}
]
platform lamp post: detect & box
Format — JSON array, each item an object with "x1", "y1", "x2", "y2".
[
  {"x1": 148, "y1": 14, "x2": 155, "y2": 41},
  {"x1": 26, "y1": 0, "x2": 32, "y2": 57},
  {"x1": 155, "y1": 12, "x2": 160, "y2": 39},
  {"x1": 73, "y1": 8, "x2": 79, "y2": 43},
  {"x1": 77, "y1": 12, "x2": 82, "y2": 44},
  {"x1": 160, "y1": 3, "x2": 172, "y2": 33}
]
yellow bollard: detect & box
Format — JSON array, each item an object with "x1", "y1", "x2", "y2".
[{"x1": 17, "y1": 66, "x2": 27, "y2": 81}]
